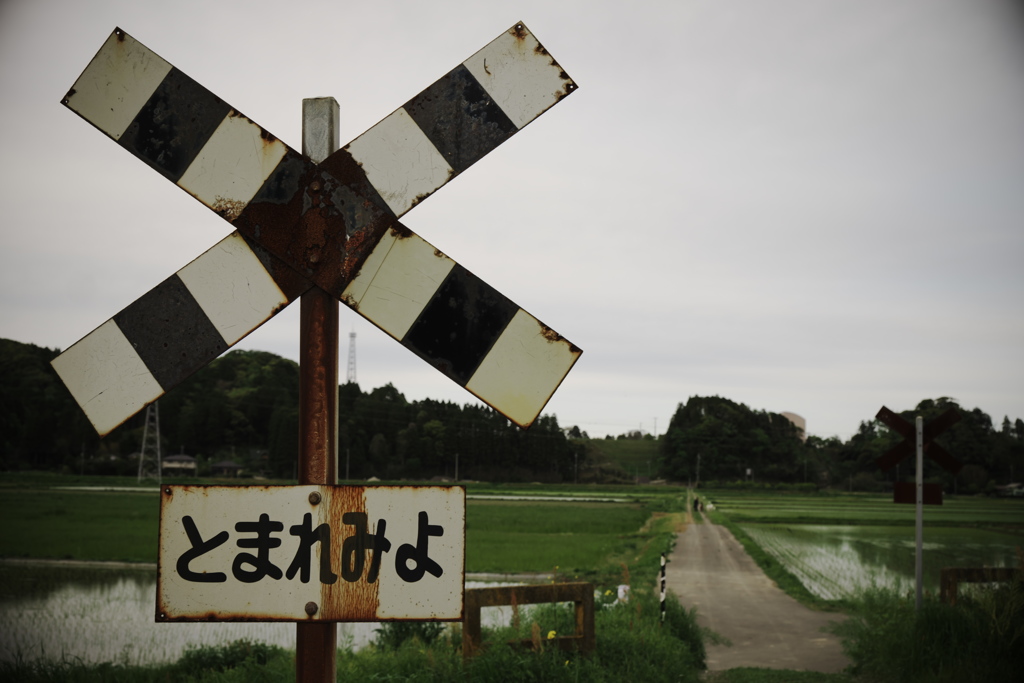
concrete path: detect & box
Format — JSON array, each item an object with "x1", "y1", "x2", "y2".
[{"x1": 665, "y1": 523, "x2": 850, "y2": 673}]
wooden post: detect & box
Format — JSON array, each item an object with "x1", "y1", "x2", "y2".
[{"x1": 296, "y1": 96, "x2": 340, "y2": 683}]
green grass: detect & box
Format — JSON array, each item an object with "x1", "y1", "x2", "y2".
[
  {"x1": 467, "y1": 501, "x2": 651, "y2": 576},
  {"x1": 701, "y1": 490, "x2": 1024, "y2": 527},
  {"x1": 0, "y1": 489, "x2": 159, "y2": 563},
  {"x1": 0, "y1": 477, "x2": 677, "y2": 585}
]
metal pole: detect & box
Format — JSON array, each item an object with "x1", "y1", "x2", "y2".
[
  {"x1": 296, "y1": 96, "x2": 340, "y2": 683},
  {"x1": 915, "y1": 415, "x2": 924, "y2": 611}
]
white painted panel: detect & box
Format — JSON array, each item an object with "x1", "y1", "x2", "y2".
[
  {"x1": 369, "y1": 487, "x2": 464, "y2": 620},
  {"x1": 466, "y1": 309, "x2": 582, "y2": 428},
  {"x1": 177, "y1": 232, "x2": 289, "y2": 345},
  {"x1": 159, "y1": 486, "x2": 319, "y2": 620},
  {"x1": 345, "y1": 108, "x2": 453, "y2": 217},
  {"x1": 463, "y1": 24, "x2": 574, "y2": 130},
  {"x1": 158, "y1": 486, "x2": 463, "y2": 621},
  {"x1": 177, "y1": 112, "x2": 290, "y2": 220},
  {"x1": 65, "y1": 30, "x2": 172, "y2": 140},
  {"x1": 50, "y1": 319, "x2": 163, "y2": 436},
  {"x1": 343, "y1": 231, "x2": 455, "y2": 341}
]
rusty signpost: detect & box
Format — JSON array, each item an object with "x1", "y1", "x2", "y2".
[
  {"x1": 54, "y1": 22, "x2": 580, "y2": 682},
  {"x1": 875, "y1": 406, "x2": 962, "y2": 609}
]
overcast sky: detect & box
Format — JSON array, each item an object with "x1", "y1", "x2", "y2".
[{"x1": 2, "y1": 0, "x2": 1022, "y2": 441}]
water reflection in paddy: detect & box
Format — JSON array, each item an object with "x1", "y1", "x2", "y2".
[
  {"x1": 0, "y1": 564, "x2": 522, "y2": 665},
  {"x1": 740, "y1": 524, "x2": 1023, "y2": 600}
]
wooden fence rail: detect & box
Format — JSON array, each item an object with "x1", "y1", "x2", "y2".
[
  {"x1": 463, "y1": 582, "x2": 595, "y2": 659},
  {"x1": 940, "y1": 567, "x2": 1019, "y2": 605}
]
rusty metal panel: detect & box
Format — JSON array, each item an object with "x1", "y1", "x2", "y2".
[
  {"x1": 158, "y1": 485, "x2": 464, "y2": 622},
  {"x1": 462, "y1": 22, "x2": 578, "y2": 130},
  {"x1": 63, "y1": 28, "x2": 172, "y2": 140},
  {"x1": 342, "y1": 222, "x2": 581, "y2": 428},
  {"x1": 176, "y1": 232, "x2": 290, "y2": 345},
  {"x1": 342, "y1": 227, "x2": 456, "y2": 339},
  {"x1": 466, "y1": 308, "x2": 582, "y2": 428},
  {"x1": 177, "y1": 112, "x2": 291, "y2": 220},
  {"x1": 55, "y1": 24, "x2": 581, "y2": 439},
  {"x1": 50, "y1": 233, "x2": 304, "y2": 436},
  {"x1": 345, "y1": 108, "x2": 454, "y2": 217},
  {"x1": 50, "y1": 320, "x2": 163, "y2": 436}
]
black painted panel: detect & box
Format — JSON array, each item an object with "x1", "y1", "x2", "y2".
[
  {"x1": 402, "y1": 265, "x2": 518, "y2": 385},
  {"x1": 118, "y1": 68, "x2": 231, "y2": 183},
  {"x1": 403, "y1": 64, "x2": 517, "y2": 174},
  {"x1": 113, "y1": 275, "x2": 226, "y2": 390}
]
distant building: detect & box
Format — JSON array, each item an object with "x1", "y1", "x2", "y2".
[
  {"x1": 162, "y1": 454, "x2": 197, "y2": 476},
  {"x1": 211, "y1": 460, "x2": 243, "y2": 477},
  {"x1": 780, "y1": 412, "x2": 806, "y2": 442}
]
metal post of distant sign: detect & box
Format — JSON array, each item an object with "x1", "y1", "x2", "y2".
[
  {"x1": 915, "y1": 416, "x2": 924, "y2": 611},
  {"x1": 297, "y1": 96, "x2": 340, "y2": 683}
]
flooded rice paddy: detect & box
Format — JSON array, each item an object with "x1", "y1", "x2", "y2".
[
  {"x1": 740, "y1": 524, "x2": 1023, "y2": 600},
  {"x1": 0, "y1": 564, "x2": 522, "y2": 665}
]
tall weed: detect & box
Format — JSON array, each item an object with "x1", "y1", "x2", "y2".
[{"x1": 832, "y1": 579, "x2": 1024, "y2": 683}]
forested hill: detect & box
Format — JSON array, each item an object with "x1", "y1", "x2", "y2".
[
  {"x1": 660, "y1": 395, "x2": 1024, "y2": 492},
  {"x1": 3, "y1": 337, "x2": 1022, "y2": 489},
  {"x1": 0, "y1": 338, "x2": 579, "y2": 482}
]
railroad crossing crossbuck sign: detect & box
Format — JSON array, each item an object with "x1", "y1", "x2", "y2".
[
  {"x1": 53, "y1": 23, "x2": 581, "y2": 436},
  {"x1": 875, "y1": 406, "x2": 962, "y2": 505}
]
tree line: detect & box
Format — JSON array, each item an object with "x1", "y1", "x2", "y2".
[
  {"x1": 660, "y1": 395, "x2": 1024, "y2": 493},
  {"x1": 0, "y1": 339, "x2": 580, "y2": 482},
  {"x1": 4, "y1": 337, "x2": 1022, "y2": 491}
]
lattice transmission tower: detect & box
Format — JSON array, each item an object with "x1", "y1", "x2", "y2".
[
  {"x1": 346, "y1": 328, "x2": 357, "y2": 384},
  {"x1": 137, "y1": 401, "x2": 162, "y2": 483}
]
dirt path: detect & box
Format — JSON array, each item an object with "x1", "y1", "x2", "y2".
[{"x1": 665, "y1": 522, "x2": 850, "y2": 673}]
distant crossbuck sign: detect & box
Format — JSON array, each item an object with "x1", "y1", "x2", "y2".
[{"x1": 53, "y1": 24, "x2": 581, "y2": 436}]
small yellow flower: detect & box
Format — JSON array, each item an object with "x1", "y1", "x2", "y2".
[
  {"x1": 605, "y1": 589, "x2": 613, "y2": 596},
  {"x1": 547, "y1": 630, "x2": 557, "y2": 640}
]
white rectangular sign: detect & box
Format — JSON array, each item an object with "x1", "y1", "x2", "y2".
[{"x1": 157, "y1": 485, "x2": 464, "y2": 621}]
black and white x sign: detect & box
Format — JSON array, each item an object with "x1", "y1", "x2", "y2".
[{"x1": 52, "y1": 23, "x2": 581, "y2": 436}]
